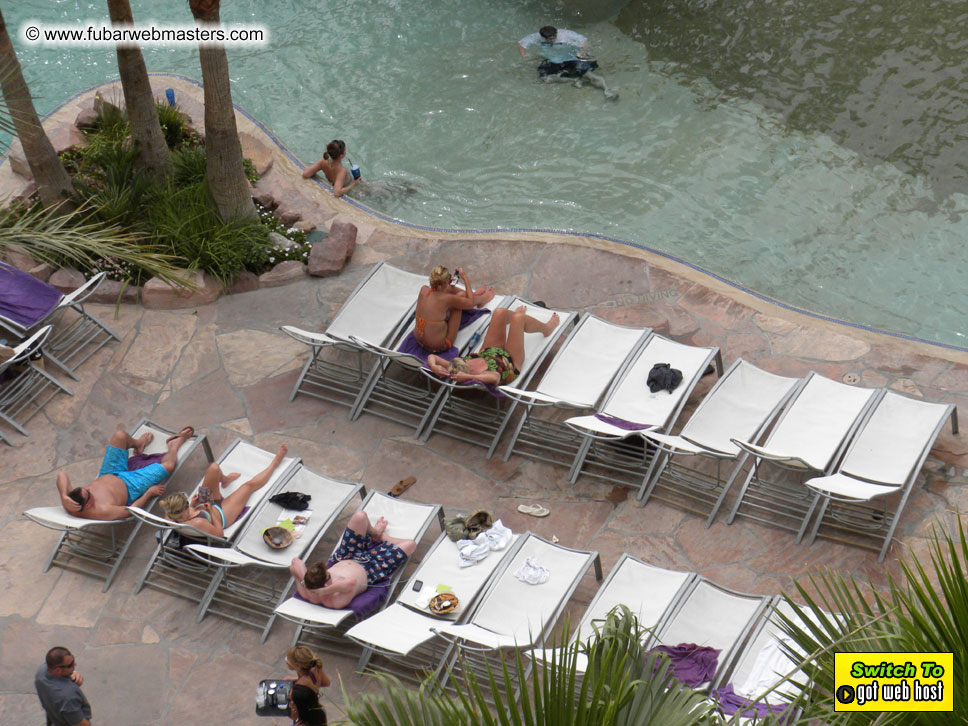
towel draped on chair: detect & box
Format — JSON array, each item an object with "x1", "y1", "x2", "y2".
[
  {"x1": 0, "y1": 262, "x2": 62, "y2": 328},
  {"x1": 649, "y1": 643, "x2": 720, "y2": 687},
  {"x1": 396, "y1": 308, "x2": 491, "y2": 363}
]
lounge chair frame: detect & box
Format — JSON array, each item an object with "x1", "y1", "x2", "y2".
[
  {"x1": 500, "y1": 317, "x2": 653, "y2": 465},
  {"x1": 132, "y1": 439, "x2": 301, "y2": 601},
  {"x1": 717, "y1": 373, "x2": 882, "y2": 538},
  {"x1": 433, "y1": 533, "x2": 602, "y2": 700},
  {"x1": 0, "y1": 326, "x2": 73, "y2": 443},
  {"x1": 566, "y1": 335, "x2": 722, "y2": 488},
  {"x1": 22, "y1": 418, "x2": 212, "y2": 591},
  {"x1": 268, "y1": 492, "x2": 443, "y2": 665},
  {"x1": 802, "y1": 393, "x2": 957, "y2": 561},
  {"x1": 637, "y1": 360, "x2": 801, "y2": 523},
  {"x1": 283, "y1": 262, "x2": 426, "y2": 409},
  {"x1": 187, "y1": 467, "x2": 366, "y2": 628}
]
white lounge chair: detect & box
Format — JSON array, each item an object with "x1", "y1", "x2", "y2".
[
  {"x1": 533, "y1": 553, "x2": 696, "y2": 675},
  {"x1": 345, "y1": 529, "x2": 522, "y2": 677},
  {"x1": 720, "y1": 372, "x2": 881, "y2": 538},
  {"x1": 501, "y1": 315, "x2": 652, "y2": 464},
  {"x1": 186, "y1": 466, "x2": 365, "y2": 627},
  {"x1": 22, "y1": 419, "x2": 211, "y2": 591},
  {"x1": 650, "y1": 578, "x2": 771, "y2": 690},
  {"x1": 564, "y1": 333, "x2": 721, "y2": 487},
  {"x1": 269, "y1": 492, "x2": 443, "y2": 659},
  {"x1": 0, "y1": 325, "x2": 73, "y2": 443},
  {"x1": 131, "y1": 439, "x2": 300, "y2": 601},
  {"x1": 803, "y1": 391, "x2": 957, "y2": 561},
  {"x1": 415, "y1": 298, "x2": 578, "y2": 449},
  {"x1": 639, "y1": 359, "x2": 801, "y2": 523},
  {"x1": 281, "y1": 261, "x2": 427, "y2": 409},
  {"x1": 348, "y1": 292, "x2": 508, "y2": 433},
  {"x1": 433, "y1": 532, "x2": 602, "y2": 695}
]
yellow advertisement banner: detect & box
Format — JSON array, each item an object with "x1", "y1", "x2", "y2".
[{"x1": 834, "y1": 652, "x2": 953, "y2": 711}]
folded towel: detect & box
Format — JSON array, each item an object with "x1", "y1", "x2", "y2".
[{"x1": 514, "y1": 556, "x2": 550, "y2": 585}]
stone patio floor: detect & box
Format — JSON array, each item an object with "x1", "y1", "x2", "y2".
[{"x1": 1, "y1": 233, "x2": 966, "y2": 725}]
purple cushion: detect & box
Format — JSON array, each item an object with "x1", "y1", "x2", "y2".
[
  {"x1": 127, "y1": 452, "x2": 166, "y2": 470},
  {"x1": 396, "y1": 307, "x2": 491, "y2": 363},
  {"x1": 0, "y1": 262, "x2": 62, "y2": 328},
  {"x1": 649, "y1": 643, "x2": 720, "y2": 687},
  {"x1": 709, "y1": 684, "x2": 791, "y2": 722}
]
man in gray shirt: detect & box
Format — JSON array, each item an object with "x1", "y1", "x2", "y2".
[{"x1": 34, "y1": 647, "x2": 92, "y2": 726}]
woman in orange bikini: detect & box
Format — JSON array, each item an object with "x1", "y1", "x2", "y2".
[
  {"x1": 427, "y1": 306, "x2": 560, "y2": 386},
  {"x1": 414, "y1": 265, "x2": 495, "y2": 353}
]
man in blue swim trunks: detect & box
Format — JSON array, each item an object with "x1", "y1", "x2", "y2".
[
  {"x1": 290, "y1": 510, "x2": 417, "y2": 610},
  {"x1": 56, "y1": 424, "x2": 195, "y2": 521},
  {"x1": 518, "y1": 25, "x2": 618, "y2": 100}
]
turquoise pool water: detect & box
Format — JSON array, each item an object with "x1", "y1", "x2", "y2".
[{"x1": 9, "y1": 0, "x2": 968, "y2": 348}]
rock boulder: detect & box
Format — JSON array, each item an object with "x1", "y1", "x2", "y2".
[{"x1": 142, "y1": 270, "x2": 221, "y2": 310}]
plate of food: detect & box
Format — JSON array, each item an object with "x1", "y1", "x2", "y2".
[
  {"x1": 427, "y1": 592, "x2": 460, "y2": 615},
  {"x1": 263, "y1": 526, "x2": 293, "y2": 549}
]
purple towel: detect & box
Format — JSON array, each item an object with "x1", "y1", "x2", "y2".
[
  {"x1": 127, "y1": 452, "x2": 166, "y2": 470},
  {"x1": 294, "y1": 581, "x2": 391, "y2": 620},
  {"x1": 0, "y1": 262, "x2": 63, "y2": 329},
  {"x1": 649, "y1": 643, "x2": 720, "y2": 687},
  {"x1": 709, "y1": 684, "x2": 791, "y2": 722},
  {"x1": 396, "y1": 307, "x2": 491, "y2": 363},
  {"x1": 593, "y1": 414, "x2": 654, "y2": 431}
]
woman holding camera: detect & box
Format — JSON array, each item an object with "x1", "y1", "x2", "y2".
[{"x1": 413, "y1": 265, "x2": 494, "y2": 353}]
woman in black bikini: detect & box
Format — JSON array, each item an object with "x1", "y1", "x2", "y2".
[{"x1": 427, "y1": 306, "x2": 559, "y2": 385}]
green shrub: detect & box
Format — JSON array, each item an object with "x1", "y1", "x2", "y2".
[
  {"x1": 172, "y1": 147, "x2": 207, "y2": 187},
  {"x1": 154, "y1": 100, "x2": 185, "y2": 149}
]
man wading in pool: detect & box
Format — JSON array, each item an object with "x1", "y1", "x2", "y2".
[{"x1": 518, "y1": 25, "x2": 618, "y2": 100}]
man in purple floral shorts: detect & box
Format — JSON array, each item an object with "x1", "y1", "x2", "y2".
[{"x1": 291, "y1": 511, "x2": 416, "y2": 609}]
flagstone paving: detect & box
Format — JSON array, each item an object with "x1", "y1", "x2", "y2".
[{"x1": 2, "y1": 232, "x2": 966, "y2": 725}]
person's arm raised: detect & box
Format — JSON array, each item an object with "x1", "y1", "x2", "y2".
[{"x1": 302, "y1": 158, "x2": 327, "y2": 179}]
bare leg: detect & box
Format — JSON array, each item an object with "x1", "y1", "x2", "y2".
[
  {"x1": 444, "y1": 309, "x2": 462, "y2": 348},
  {"x1": 218, "y1": 444, "x2": 288, "y2": 526},
  {"x1": 199, "y1": 463, "x2": 240, "y2": 504},
  {"x1": 586, "y1": 72, "x2": 618, "y2": 100},
  {"x1": 505, "y1": 307, "x2": 560, "y2": 370},
  {"x1": 159, "y1": 427, "x2": 194, "y2": 473},
  {"x1": 473, "y1": 286, "x2": 495, "y2": 306},
  {"x1": 109, "y1": 427, "x2": 150, "y2": 452},
  {"x1": 481, "y1": 307, "x2": 511, "y2": 350}
]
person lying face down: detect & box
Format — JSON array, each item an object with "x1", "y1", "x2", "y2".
[
  {"x1": 426, "y1": 305, "x2": 560, "y2": 386},
  {"x1": 157, "y1": 444, "x2": 289, "y2": 538},
  {"x1": 289, "y1": 511, "x2": 417, "y2": 609},
  {"x1": 56, "y1": 425, "x2": 195, "y2": 521}
]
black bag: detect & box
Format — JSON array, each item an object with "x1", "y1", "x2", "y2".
[
  {"x1": 647, "y1": 363, "x2": 682, "y2": 394},
  {"x1": 268, "y1": 491, "x2": 311, "y2": 510}
]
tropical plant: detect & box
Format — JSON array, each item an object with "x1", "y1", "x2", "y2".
[
  {"x1": 778, "y1": 516, "x2": 968, "y2": 724},
  {"x1": 0, "y1": 201, "x2": 188, "y2": 288},
  {"x1": 187, "y1": 0, "x2": 257, "y2": 222},
  {"x1": 0, "y1": 10, "x2": 75, "y2": 211},
  {"x1": 106, "y1": 0, "x2": 171, "y2": 181},
  {"x1": 346, "y1": 606, "x2": 721, "y2": 726}
]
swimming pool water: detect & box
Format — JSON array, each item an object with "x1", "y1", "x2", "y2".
[{"x1": 9, "y1": 0, "x2": 968, "y2": 348}]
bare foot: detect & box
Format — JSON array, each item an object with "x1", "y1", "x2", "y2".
[
  {"x1": 274, "y1": 444, "x2": 289, "y2": 462},
  {"x1": 220, "y1": 472, "x2": 241, "y2": 490},
  {"x1": 476, "y1": 286, "x2": 496, "y2": 307},
  {"x1": 541, "y1": 312, "x2": 560, "y2": 337},
  {"x1": 515, "y1": 304, "x2": 527, "y2": 314},
  {"x1": 133, "y1": 432, "x2": 153, "y2": 454},
  {"x1": 371, "y1": 516, "x2": 388, "y2": 540}
]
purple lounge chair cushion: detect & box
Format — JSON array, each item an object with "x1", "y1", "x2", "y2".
[
  {"x1": 593, "y1": 413, "x2": 654, "y2": 431},
  {"x1": 294, "y1": 580, "x2": 392, "y2": 620},
  {"x1": 649, "y1": 643, "x2": 720, "y2": 687},
  {"x1": 709, "y1": 684, "x2": 791, "y2": 721},
  {"x1": 0, "y1": 262, "x2": 62, "y2": 329},
  {"x1": 127, "y1": 452, "x2": 166, "y2": 470}
]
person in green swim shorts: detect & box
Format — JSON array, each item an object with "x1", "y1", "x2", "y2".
[
  {"x1": 57, "y1": 424, "x2": 195, "y2": 521},
  {"x1": 427, "y1": 305, "x2": 560, "y2": 386}
]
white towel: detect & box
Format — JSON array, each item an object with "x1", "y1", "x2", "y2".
[
  {"x1": 514, "y1": 556, "x2": 550, "y2": 585},
  {"x1": 456, "y1": 519, "x2": 514, "y2": 567}
]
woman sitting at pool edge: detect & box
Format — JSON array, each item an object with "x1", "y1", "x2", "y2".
[
  {"x1": 427, "y1": 306, "x2": 559, "y2": 385},
  {"x1": 302, "y1": 139, "x2": 360, "y2": 198},
  {"x1": 158, "y1": 444, "x2": 289, "y2": 537},
  {"x1": 414, "y1": 265, "x2": 495, "y2": 353}
]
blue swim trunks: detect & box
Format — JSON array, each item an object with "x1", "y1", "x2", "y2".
[
  {"x1": 98, "y1": 445, "x2": 169, "y2": 505},
  {"x1": 329, "y1": 527, "x2": 408, "y2": 585}
]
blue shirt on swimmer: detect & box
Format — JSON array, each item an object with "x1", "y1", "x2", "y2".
[{"x1": 519, "y1": 29, "x2": 588, "y2": 64}]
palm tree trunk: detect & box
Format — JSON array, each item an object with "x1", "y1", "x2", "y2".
[
  {"x1": 188, "y1": 0, "x2": 255, "y2": 221},
  {"x1": 0, "y1": 10, "x2": 76, "y2": 212},
  {"x1": 107, "y1": 0, "x2": 171, "y2": 182}
]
